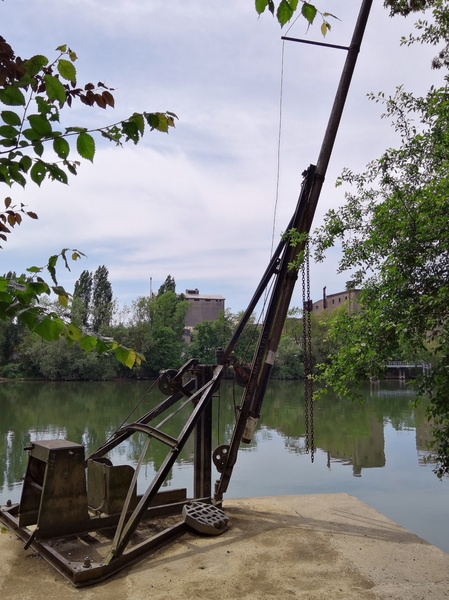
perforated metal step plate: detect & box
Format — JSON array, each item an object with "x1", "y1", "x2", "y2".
[{"x1": 182, "y1": 501, "x2": 229, "y2": 536}]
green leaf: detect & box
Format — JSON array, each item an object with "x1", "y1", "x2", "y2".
[
  {"x1": 44, "y1": 74, "x2": 67, "y2": 106},
  {"x1": 53, "y1": 136, "x2": 70, "y2": 159},
  {"x1": 1, "y1": 110, "x2": 22, "y2": 126},
  {"x1": 255, "y1": 0, "x2": 269, "y2": 15},
  {"x1": 46, "y1": 163, "x2": 68, "y2": 184},
  {"x1": 24, "y1": 55, "x2": 49, "y2": 77},
  {"x1": 302, "y1": 2, "x2": 317, "y2": 25},
  {"x1": 115, "y1": 346, "x2": 137, "y2": 369},
  {"x1": 58, "y1": 294, "x2": 69, "y2": 308},
  {"x1": 19, "y1": 155, "x2": 32, "y2": 172},
  {"x1": 66, "y1": 323, "x2": 82, "y2": 341},
  {"x1": 0, "y1": 86, "x2": 26, "y2": 107},
  {"x1": 277, "y1": 0, "x2": 294, "y2": 26},
  {"x1": 33, "y1": 141, "x2": 44, "y2": 157},
  {"x1": 28, "y1": 280, "x2": 50, "y2": 295},
  {"x1": 146, "y1": 112, "x2": 169, "y2": 133},
  {"x1": 130, "y1": 112, "x2": 145, "y2": 135},
  {"x1": 96, "y1": 339, "x2": 116, "y2": 354},
  {"x1": 79, "y1": 335, "x2": 98, "y2": 353},
  {"x1": 8, "y1": 164, "x2": 26, "y2": 187},
  {"x1": 33, "y1": 315, "x2": 64, "y2": 341},
  {"x1": 22, "y1": 128, "x2": 41, "y2": 141},
  {"x1": 35, "y1": 96, "x2": 52, "y2": 117},
  {"x1": 121, "y1": 119, "x2": 140, "y2": 144},
  {"x1": 0, "y1": 125, "x2": 19, "y2": 138},
  {"x1": 28, "y1": 114, "x2": 53, "y2": 137},
  {"x1": 47, "y1": 254, "x2": 58, "y2": 285},
  {"x1": 145, "y1": 113, "x2": 160, "y2": 130},
  {"x1": 30, "y1": 161, "x2": 47, "y2": 186},
  {"x1": 76, "y1": 132, "x2": 95, "y2": 161},
  {"x1": 57, "y1": 59, "x2": 77, "y2": 84}
]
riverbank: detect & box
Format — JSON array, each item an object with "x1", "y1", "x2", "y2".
[{"x1": 1, "y1": 494, "x2": 448, "y2": 599}]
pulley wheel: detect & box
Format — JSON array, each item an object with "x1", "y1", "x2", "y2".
[
  {"x1": 158, "y1": 369, "x2": 178, "y2": 395},
  {"x1": 213, "y1": 444, "x2": 230, "y2": 473},
  {"x1": 234, "y1": 365, "x2": 251, "y2": 387}
]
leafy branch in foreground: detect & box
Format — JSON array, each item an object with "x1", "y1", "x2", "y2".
[
  {"x1": 255, "y1": 0, "x2": 435, "y2": 31},
  {"x1": 0, "y1": 33, "x2": 175, "y2": 368},
  {"x1": 0, "y1": 36, "x2": 177, "y2": 238},
  {"x1": 0, "y1": 251, "x2": 144, "y2": 369},
  {"x1": 255, "y1": 0, "x2": 338, "y2": 33}
]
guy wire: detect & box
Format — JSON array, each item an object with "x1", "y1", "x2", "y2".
[{"x1": 270, "y1": 14, "x2": 302, "y2": 258}]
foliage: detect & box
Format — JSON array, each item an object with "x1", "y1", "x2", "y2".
[
  {"x1": 0, "y1": 252, "x2": 143, "y2": 369},
  {"x1": 19, "y1": 334, "x2": 118, "y2": 381},
  {"x1": 157, "y1": 275, "x2": 177, "y2": 296},
  {"x1": 0, "y1": 30, "x2": 177, "y2": 368},
  {"x1": 255, "y1": 0, "x2": 337, "y2": 33},
  {"x1": 272, "y1": 309, "x2": 334, "y2": 379},
  {"x1": 92, "y1": 266, "x2": 113, "y2": 332},
  {"x1": 72, "y1": 269, "x2": 92, "y2": 326},
  {"x1": 255, "y1": 0, "x2": 435, "y2": 30},
  {"x1": 115, "y1": 279, "x2": 189, "y2": 378},
  {"x1": 313, "y1": 6, "x2": 449, "y2": 476},
  {"x1": 272, "y1": 335, "x2": 304, "y2": 379},
  {"x1": 0, "y1": 37, "x2": 176, "y2": 236},
  {"x1": 188, "y1": 310, "x2": 235, "y2": 364},
  {"x1": 384, "y1": 0, "x2": 434, "y2": 16},
  {"x1": 400, "y1": 0, "x2": 449, "y2": 70}
]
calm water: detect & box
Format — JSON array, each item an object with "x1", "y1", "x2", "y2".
[{"x1": 1, "y1": 379, "x2": 448, "y2": 553}]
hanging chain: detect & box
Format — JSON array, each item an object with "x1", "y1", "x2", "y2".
[
  {"x1": 302, "y1": 251, "x2": 309, "y2": 451},
  {"x1": 302, "y1": 238, "x2": 315, "y2": 462}
]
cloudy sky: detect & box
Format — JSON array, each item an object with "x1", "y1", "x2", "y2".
[{"x1": 1, "y1": 1, "x2": 442, "y2": 315}]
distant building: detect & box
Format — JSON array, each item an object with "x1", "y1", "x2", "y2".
[
  {"x1": 311, "y1": 286, "x2": 360, "y2": 314},
  {"x1": 184, "y1": 288, "x2": 225, "y2": 328}
]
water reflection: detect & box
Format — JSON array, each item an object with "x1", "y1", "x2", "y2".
[
  {"x1": 1, "y1": 379, "x2": 448, "y2": 552},
  {"x1": 0, "y1": 378, "x2": 432, "y2": 493}
]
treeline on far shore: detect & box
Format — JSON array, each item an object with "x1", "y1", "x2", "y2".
[{"x1": 0, "y1": 273, "x2": 337, "y2": 382}]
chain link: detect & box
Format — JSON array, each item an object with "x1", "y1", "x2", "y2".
[
  {"x1": 302, "y1": 238, "x2": 314, "y2": 462},
  {"x1": 302, "y1": 257, "x2": 309, "y2": 453}
]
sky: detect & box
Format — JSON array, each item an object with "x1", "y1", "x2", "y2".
[{"x1": 0, "y1": 0, "x2": 443, "y2": 317}]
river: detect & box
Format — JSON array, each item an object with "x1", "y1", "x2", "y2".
[{"x1": 1, "y1": 378, "x2": 448, "y2": 553}]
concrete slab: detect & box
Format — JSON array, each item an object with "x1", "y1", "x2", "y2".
[{"x1": 1, "y1": 493, "x2": 448, "y2": 600}]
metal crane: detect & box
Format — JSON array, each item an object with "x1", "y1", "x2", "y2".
[{"x1": 0, "y1": 0, "x2": 373, "y2": 586}]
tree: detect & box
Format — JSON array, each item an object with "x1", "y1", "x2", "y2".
[
  {"x1": 312, "y1": 2, "x2": 449, "y2": 477},
  {"x1": 72, "y1": 269, "x2": 92, "y2": 326},
  {"x1": 188, "y1": 309, "x2": 256, "y2": 364},
  {"x1": 92, "y1": 266, "x2": 113, "y2": 332},
  {"x1": 120, "y1": 278, "x2": 189, "y2": 377},
  {"x1": 157, "y1": 275, "x2": 177, "y2": 296},
  {"x1": 0, "y1": 28, "x2": 176, "y2": 367}
]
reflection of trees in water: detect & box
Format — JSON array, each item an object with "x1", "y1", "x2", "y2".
[{"x1": 0, "y1": 379, "x2": 424, "y2": 498}]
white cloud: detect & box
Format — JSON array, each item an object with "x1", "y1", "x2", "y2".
[{"x1": 1, "y1": 0, "x2": 442, "y2": 312}]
